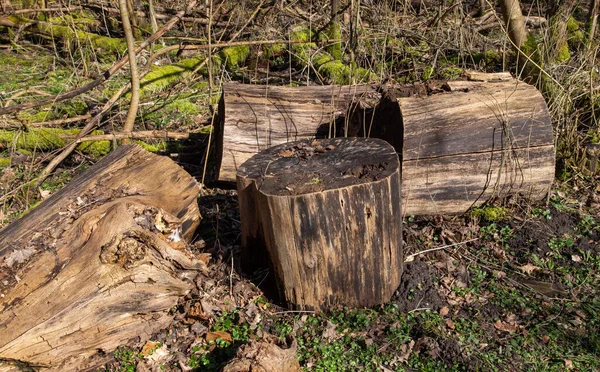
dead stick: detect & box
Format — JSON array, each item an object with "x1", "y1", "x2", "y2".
[
  {"x1": 74, "y1": 130, "x2": 191, "y2": 142},
  {"x1": 9, "y1": 6, "x2": 83, "y2": 14},
  {"x1": 0, "y1": 0, "x2": 198, "y2": 116},
  {"x1": 119, "y1": 0, "x2": 140, "y2": 137}
]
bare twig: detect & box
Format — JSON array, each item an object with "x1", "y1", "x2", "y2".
[
  {"x1": 0, "y1": 0, "x2": 198, "y2": 116},
  {"x1": 119, "y1": 0, "x2": 140, "y2": 137},
  {"x1": 405, "y1": 238, "x2": 479, "y2": 261},
  {"x1": 75, "y1": 130, "x2": 192, "y2": 142}
]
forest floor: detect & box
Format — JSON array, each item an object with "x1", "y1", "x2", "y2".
[
  {"x1": 96, "y1": 180, "x2": 600, "y2": 372},
  {"x1": 1, "y1": 0, "x2": 600, "y2": 369}
]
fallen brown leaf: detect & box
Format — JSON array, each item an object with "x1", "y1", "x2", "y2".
[
  {"x1": 439, "y1": 306, "x2": 449, "y2": 316},
  {"x1": 493, "y1": 320, "x2": 518, "y2": 333},
  {"x1": 445, "y1": 319, "x2": 456, "y2": 330},
  {"x1": 140, "y1": 340, "x2": 160, "y2": 357},
  {"x1": 206, "y1": 330, "x2": 233, "y2": 343},
  {"x1": 518, "y1": 263, "x2": 540, "y2": 275}
]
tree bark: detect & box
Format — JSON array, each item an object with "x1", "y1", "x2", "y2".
[
  {"x1": 119, "y1": 0, "x2": 141, "y2": 137},
  {"x1": 499, "y1": 0, "x2": 528, "y2": 49},
  {"x1": 237, "y1": 137, "x2": 403, "y2": 311},
  {"x1": 0, "y1": 145, "x2": 202, "y2": 370},
  {"x1": 216, "y1": 75, "x2": 554, "y2": 216},
  {"x1": 397, "y1": 77, "x2": 555, "y2": 215}
]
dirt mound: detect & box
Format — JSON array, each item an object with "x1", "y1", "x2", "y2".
[{"x1": 393, "y1": 260, "x2": 443, "y2": 312}]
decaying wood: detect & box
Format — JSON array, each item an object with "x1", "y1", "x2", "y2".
[
  {"x1": 216, "y1": 83, "x2": 380, "y2": 182},
  {"x1": 0, "y1": 145, "x2": 202, "y2": 371},
  {"x1": 217, "y1": 74, "x2": 554, "y2": 215},
  {"x1": 398, "y1": 78, "x2": 555, "y2": 215},
  {"x1": 237, "y1": 137, "x2": 403, "y2": 311}
]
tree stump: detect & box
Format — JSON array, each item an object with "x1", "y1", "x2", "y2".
[
  {"x1": 0, "y1": 145, "x2": 202, "y2": 371},
  {"x1": 237, "y1": 137, "x2": 403, "y2": 311}
]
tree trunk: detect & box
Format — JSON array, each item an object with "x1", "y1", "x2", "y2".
[
  {"x1": 216, "y1": 75, "x2": 555, "y2": 216},
  {"x1": 397, "y1": 77, "x2": 555, "y2": 215},
  {"x1": 237, "y1": 137, "x2": 403, "y2": 311},
  {"x1": 0, "y1": 145, "x2": 202, "y2": 370},
  {"x1": 499, "y1": 0, "x2": 528, "y2": 49},
  {"x1": 120, "y1": 0, "x2": 141, "y2": 137},
  {"x1": 588, "y1": 0, "x2": 599, "y2": 45}
]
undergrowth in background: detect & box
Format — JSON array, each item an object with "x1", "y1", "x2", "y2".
[{"x1": 1, "y1": 0, "x2": 600, "y2": 370}]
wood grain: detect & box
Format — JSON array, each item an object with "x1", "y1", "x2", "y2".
[
  {"x1": 0, "y1": 145, "x2": 202, "y2": 371},
  {"x1": 237, "y1": 138, "x2": 403, "y2": 311}
]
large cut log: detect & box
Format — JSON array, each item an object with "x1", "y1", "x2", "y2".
[
  {"x1": 237, "y1": 137, "x2": 403, "y2": 311},
  {"x1": 217, "y1": 74, "x2": 554, "y2": 215},
  {"x1": 397, "y1": 77, "x2": 555, "y2": 215},
  {"x1": 0, "y1": 145, "x2": 202, "y2": 371},
  {"x1": 215, "y1": 83, "x2": 380, "y2": 182}
]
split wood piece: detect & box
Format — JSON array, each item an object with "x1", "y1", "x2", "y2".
[
  {"x1": 216, "y1": 83, "x2": 380, "y2": 182},
  {"x1": 237, "y1": 137, "x2": 403, "y2": 311},
  {"x1": 398, "y1": 78, "x2": 555, "y2": 215},
  {"x1": 0, "y1": 145, "x2": 202, "y2": 371}
]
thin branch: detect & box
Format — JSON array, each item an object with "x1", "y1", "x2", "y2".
[
  {"x1": 75, "y1": 130, "x2": 192, "y2": 142},
  {"x1": 0, "y1": 0, "x2": 198, "y2": 116},
  {"x1": 405, "y1": 239, "x2": 479, "y2": 261},
  {"x1": 119, "y1": 0, "x2": 140, "y2": 136}
]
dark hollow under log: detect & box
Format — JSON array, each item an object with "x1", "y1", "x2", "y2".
[
  {"x1": 237, "y1": 137, "x2": 403, "y2": 311},
  {"x1": 0, "y1": 145, "x2": 202, "y2": 371}
]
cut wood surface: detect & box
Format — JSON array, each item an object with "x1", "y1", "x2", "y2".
[
  {"x1": 0, "y1": 145, "x2": 202, "y2": 371},
  {"x1": 237, "y1": 137, "x2": 403, "y2": 311},
  {"x1": 216, "y1": 83, "x2": 380, "y2": 182},
  {"x1": 399, "y1": 78, "x2": 555, "y2": 214}
]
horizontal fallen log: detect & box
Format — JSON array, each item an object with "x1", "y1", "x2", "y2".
[
  {"x1": 216, "y1": 73, "x2": 555, "y2": 215},
  {"x1": 0, "y1": 145, "x2": 202, "y2": 370}
]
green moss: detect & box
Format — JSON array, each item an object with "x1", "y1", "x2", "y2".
[
  {"x1": 139, "y1": 56, "x2": 219, "y2": 98},
  {"x1": 47, "y1": 12, "x2": 100, "y2": 31},
  {"x1": 35, "y1": 21, "x2": 126, "y2": 54},
  {"x1": 263, "y1": 43, "x2": 285, "y2": 58},
  {"x1": 327, "y1": 23, "x2": 342, "y2": 60},
  {"x1": 555, "y1": 42, "x2": 571, "y2": 64},
  {"x1": 567, "y1": 16, "x2": 585, "y2": 46},
  {"x1": 0, "y1": 128, "x2": 110, "y2": 157},
  {"x1": 291, "y1": 27, "x2": 318, "y2": 65},
  {"x1": 422, "y1": 66, "x2": 434, "y2": 81},
  {"x1": 134, "y1": 140, "x2": 167, "y2": 153},
  {"x1": 470, "y1": 205, "x2": 508, "y2": 222},
  {"x1": 439, "y1": 67, "x2": 462, "y2": 80},
  {"x1": 219, "y1": 45, "x2": 250, "y2": 70},
  {"x1": 0, "y1": 157, "x2": 10, "y2": 167}
]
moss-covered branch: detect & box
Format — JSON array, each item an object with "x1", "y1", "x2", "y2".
[
  {"x1": 291, "y1": 27, "x2": 376, "y2": 84},
  {"x1": 6, "y1": 15, "x2": 127, "y2": 54}
]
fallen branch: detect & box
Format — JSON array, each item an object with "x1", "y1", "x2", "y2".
[
  {"x1": 76, "y1": 130, "x2": 192, "y2": 142},
  {"x1": 404, "y1": 239, "x2": 479, "y2": 262},
  {"x1": 0, "y1": 0, "x2": 198, "y2": 116}
]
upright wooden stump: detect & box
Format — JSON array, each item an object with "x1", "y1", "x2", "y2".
[{"x1": 237, "y1": 137, "x2": 403, "y2": 311}]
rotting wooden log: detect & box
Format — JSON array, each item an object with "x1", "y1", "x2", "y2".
[
  {"x1": 396, "y1": 78, "x2": 555, "y2": 215},
  {"x1": 237, "y1": 137, "x2": 403, "y2": 311},
  {"x1": 215, "y1": 82, "x2": 380, "y2": 182},
  {"x1": 0, "y1": 145, "x2": 202, "y2": 371},
  {"x1": 218, "y1": 74, "x2": 555, "y2": 215}
]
